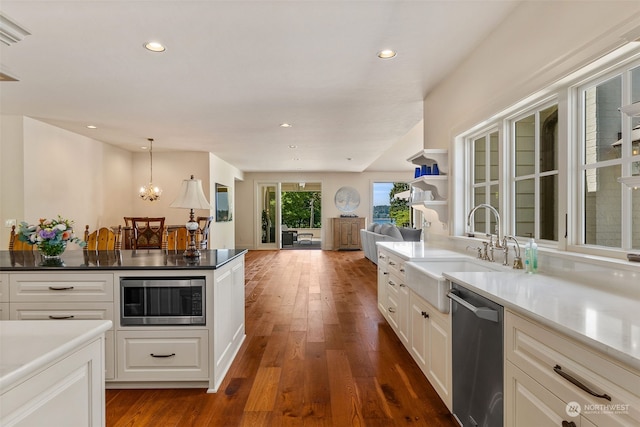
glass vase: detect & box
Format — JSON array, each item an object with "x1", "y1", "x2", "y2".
[{"x1": 37, "y1": 241, "x2": 67, "y2": 266}]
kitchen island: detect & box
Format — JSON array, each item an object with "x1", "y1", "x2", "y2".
[
  {"x1": 0, "y1": 249, "x2": 247, "y2": 393},
  {"x1": 0, "y1": 319, "x2": 111, "y2": 426}
]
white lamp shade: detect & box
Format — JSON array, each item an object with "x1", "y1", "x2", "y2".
[{"x1": 170, "y1": 176, "x2": 213, "y2": 209}]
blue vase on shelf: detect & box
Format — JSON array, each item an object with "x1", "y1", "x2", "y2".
[{"x1": 432, "y1": 163, "x2": 439, "y2": 175}]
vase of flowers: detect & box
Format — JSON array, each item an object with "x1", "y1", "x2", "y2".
[{"x1": 18, "y1": 216, "x2": 86, "y2": 264}]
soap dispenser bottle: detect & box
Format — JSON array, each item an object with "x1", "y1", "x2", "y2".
[{"x1": 524, "y1": 238, "x2": 538, "y2": 274}]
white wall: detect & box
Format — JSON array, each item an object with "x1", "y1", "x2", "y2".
[
  {"x1": 0, "y1": 115, "x2": 25, "y2": 249},
  {"x1": 424, "y1": 1, "x2": 640, "y2": 148},
  {"x1": 2, "y1": 117, "x2": 133, "y2": 249},
  {"x1": 1, "y1": 117, "x2": 242, "y2": 250}
]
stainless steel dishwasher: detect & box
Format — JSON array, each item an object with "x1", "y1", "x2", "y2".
[{"x1": 448, "y1": 282, "x2": 504, "y2": 427}]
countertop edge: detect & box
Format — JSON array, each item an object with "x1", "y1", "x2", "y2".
[{"x1": 0, "y1": 320, "x2": 112, "y2": 391}]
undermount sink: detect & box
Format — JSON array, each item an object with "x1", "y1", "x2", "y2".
[{"x1": 405, "y1": 258, "x2": 499, "y2": 313}]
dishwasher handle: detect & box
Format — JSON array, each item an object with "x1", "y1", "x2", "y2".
[{"x1": 447, "y1": 290, "x2": 499, "y2": 323}]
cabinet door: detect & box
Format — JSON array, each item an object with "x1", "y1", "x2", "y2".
[
  {"x1": 506, "y1": 361, "x2": 580, "y2": 427},
  {"x1": 428, "y1": 311, "x2": 451, "y2": 406},
  {"x1": 377, "y1": 259, "x2": 389, "y2": 317},
  {"x1": 410, "y1": 294, "x2": 430, "y2": 372},
  {"x1": 397, "y1": 281, "x2": 410, "y2": 348}
]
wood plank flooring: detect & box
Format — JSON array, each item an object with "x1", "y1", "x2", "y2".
[{"x1": 106, "y1": 250, "x2": 458, "y2": 426}]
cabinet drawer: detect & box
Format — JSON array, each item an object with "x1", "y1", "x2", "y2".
[
  {"x1": 386, "y1": 254, "x2": 405, "y2": 279},
  {"x1": 10, "y1": 302, "x2": 114, "y2": 323},
  {"x1": 10, "y1": 273, "x2": 114, "y2": 302},
  {"x1": 0, "y1": 273, "x2": 8, "y2": 302},
  {"x1": 117, "y1": 330, "x2": 209, "y2": 380},
  {"x1": 0, "y1": 302, "x2": 9, "y2": 320},
  {"x1": 506, "y1": 310, "x2": 640, "y2": 425}
]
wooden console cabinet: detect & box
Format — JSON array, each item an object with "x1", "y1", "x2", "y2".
[{"x1": 332, "y1": 217, "x2": 365, "y2": 250}]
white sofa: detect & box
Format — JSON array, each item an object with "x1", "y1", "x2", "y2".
[{"x1": 360, "y1": 223, "x2": 421, "y2": 264}]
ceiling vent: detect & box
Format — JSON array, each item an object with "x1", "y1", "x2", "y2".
[{"x1": 0, "y1": 13, "x2": 31, "y2": 46}]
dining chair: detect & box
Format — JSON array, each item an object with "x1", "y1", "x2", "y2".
[
  {"x1": 8, "y1": 225, "x2": 35, "y2": 251},
  {"x1": 84, "y1": 225, "x2": 122, "y2": 251},
  {"x1": 131, "y1": 217, "x2": 165, "y2": 249},
  {"x1": 197, "y1": 216, "x2": 213, "y2": 249},
  {"x1": 163, "y1": 226, "x2": 202, "y2": 251}
]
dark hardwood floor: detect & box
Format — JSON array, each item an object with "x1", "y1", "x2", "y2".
[{"x1": 106, "y1": 250, "x2": 457, "y2": 426}]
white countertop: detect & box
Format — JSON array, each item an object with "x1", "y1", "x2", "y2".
[
  {"x1": 444, "y1": 270, "x2": 640, "y2": 372},
  {"x1": 0, "y1": 320, "x2": 112, "y2": 391},
  {"x1": 377, "y1": 240, "x2": 640, "y2": 372},
  {"x1": 377, "y1": 241, "x2": 465, "y2": 260}
]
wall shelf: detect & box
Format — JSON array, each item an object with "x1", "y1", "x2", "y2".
[{"x1": 407, "y1": 149, "x2": 449, "y2": 223}]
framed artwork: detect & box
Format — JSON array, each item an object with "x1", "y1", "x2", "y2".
[{"x1": 215, "y1": 183, "x2": 232, "y2": 222}]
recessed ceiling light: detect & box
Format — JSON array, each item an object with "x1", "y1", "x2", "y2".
[
  {"x1": 144, "y1": 41, "x2": 166, "y2": 52},
  {"x1": 280, "y1": 123, "x2": 292, "y2": 128},
  {"x1": 87, "y1": 125, "x2": 97, "y2": 129},
  {"x1": 377, "y1": 49, "x2": 397, "y2": 59},
  {"x1": 288, "y1": 145, "x2": 297, "y2": 149},
  {"x1": 141, "y1": 146, "x2": 148, "y2": 150}
]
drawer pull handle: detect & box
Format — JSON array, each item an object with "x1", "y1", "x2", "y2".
[
  {"x1": 400, "y1": 268, "x2": 405, "y2": 273},
  {"x1": 421, "y1": 311, "x2": 429, "y2": 318},
  {"x1": 389, "y1": 261, "x2": 396, "y2": 266},
  {"x1": 388, "y1": 280, "x2": 396, "y2": 286},
  {"x1": 49, "y1": 286, "x2": 75, "y2": 291},
  {"x1": 553, "y1": 365, "x2": 611, "y2": 401},
  {"x1": 562, "y1": 421, "x2": 576, "y2": 427},
  {"x1": 49, "y1": 315, "x2": 75, "y2": 320},
  {"x1": 150, "y1": 353, "x2": 176, "y2": 358},
  {"x1": 399, "y1": 283, "x2": 406, "y2": 288},
  {"x1": 388, "y1": 307, "x2": 396, "y2": 313}
]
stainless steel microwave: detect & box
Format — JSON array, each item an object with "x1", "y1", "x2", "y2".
[{"x1": 120, "y1": 277, "x2": 205, "y2": 326}]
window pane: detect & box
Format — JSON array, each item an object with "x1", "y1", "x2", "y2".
[
  {"x1": 540, "y1": 174, "x2": 558, "y2": 241},
  {"x1": 473, "y1": 186, "x2": 486, "y2": 234},
  {"x1": 540, "y1": 105, "x2": 558, "y2": 173},
  {"x1": 474, "y1": 137, "x2": 486, "y2": 183},
  {"x1": 489, "y1": 132, "x2": 499, "y2": 181},
  {"x1": 515, "y1": 179, "x2": 534, "y2": 238},
  {"x1": 584, "y1": 164, "x2": 621, "y2": 247},
  {"x1": 584, "y1": 76, "x2": 622, "y2": 164},
  {"x1": 515, "y1": 114, "x2": 535, "y2": 176}
]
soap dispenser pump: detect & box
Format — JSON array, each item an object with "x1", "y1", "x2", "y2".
[{"x1": 524, "y1": 238, "x2": 538, "y2": 274}]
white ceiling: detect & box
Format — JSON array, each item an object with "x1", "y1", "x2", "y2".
[{"x1": 0, "y1": 1, "x2": 520, "y2": 173}]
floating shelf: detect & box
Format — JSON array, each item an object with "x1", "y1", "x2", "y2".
[
  {"x1": 410, "y1": 200, "x2": 448, "y2": 223},
  {"x1": 408, "y1": 149, "x2": 449, "y2": 223},
  {"x1": 407, "y1": 149, "x2": 449, "y2": 174}
]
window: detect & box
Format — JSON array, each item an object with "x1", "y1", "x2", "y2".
[
  {"x1": 512, "y1": 104, "x2": 559, "y2": 241},
  {"x1": 579, "y1": 62, "x2": 640, "y2": 250},
  {"x1": 372, "y1": 182, "x2": 410, "y2": 226},
  {"x1": 469, "y1": 130, "x2": 500, "y2": 235}
]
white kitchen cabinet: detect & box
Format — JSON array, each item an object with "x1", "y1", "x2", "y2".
[
  {"x1": 0, "y1": 321, "x2": 109, "y2": 427},
  {"x1": 410, "y1": 291, "x2": 452, "y2": 410},
  {"x1": 506, "y1": 310, "x2": 640, "y2": 426},
  {"x1": 381, "y1": 251, "x2": 410, "y2": 348},
  {"x1": 212, "y1": 254, "x2": 246, "y2": 390},
  {"x1": 8, "y1": 273, "x2": 116, "y2": 380},
  {"x1": 117, "y1": 329, "x2": 209, "y2": 381},
  {"x1": 377, "y1": 250, "x2": 389, "y2": 317},
  {"x1": 0, "y1": 273, "x2": 8, "y2": 320}
]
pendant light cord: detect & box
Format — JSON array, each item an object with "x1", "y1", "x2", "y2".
[{"x1": 148, "y1": 138, "x2": 154, "y2": 182}]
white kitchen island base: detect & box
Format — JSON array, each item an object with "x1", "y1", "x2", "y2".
[{"x1": 0, "y1": 320, "x2": 111, "y2": 427}]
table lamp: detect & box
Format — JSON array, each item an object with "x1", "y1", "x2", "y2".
[{"x1": 169, "y1": 175, "x2": 213, "y2": 258}]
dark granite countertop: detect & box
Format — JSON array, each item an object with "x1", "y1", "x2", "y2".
[{"x1": 0, "y1": 249, "x2": 247, "y2": 271}]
